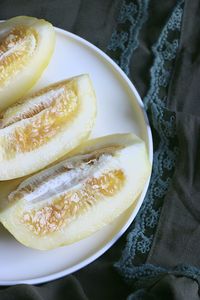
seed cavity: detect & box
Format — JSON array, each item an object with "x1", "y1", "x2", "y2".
[
  {"x1": 21, "y1": 169, "x2": 125, "y2": 236},
  {"x1": 0, "y1": 87, "x2": 65, "y2": 129},
  {"x1": 9, "y1": 147, "x2": 120, "y2": 203},
  {"x1": 0, "y1": 81, "x2": 79, "y2": 157},
  {"x1": 0, "y1": 25, "x2": 37, "y2": 86},
  {"x1": 8, "y1": 146, "x2": 125, "y2": 236}
]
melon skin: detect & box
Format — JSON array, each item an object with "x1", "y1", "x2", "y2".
[
  {"x1": 0, "y1": 133, "x2": 151, "y2": 250},
  {"x1": 0, "y1": 74, "x2": 97, "y2": 180}
]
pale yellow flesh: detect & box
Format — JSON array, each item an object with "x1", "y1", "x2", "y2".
[
  {"x1": 0, "y1": 133, "x2": 151, "y2": 250},
  {"x1": 0, "y1": 16, "x2": 55, "y2": 111},
  {"x1": 0, "y1": 74, "x2": 97, "y2": 180}
]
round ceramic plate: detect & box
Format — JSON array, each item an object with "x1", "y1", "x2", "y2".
[{"x1": 0, "y1": 26, "x2": 153, "y2": 285}]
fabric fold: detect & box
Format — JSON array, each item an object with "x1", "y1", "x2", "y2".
[
  {"x1": 128, "y1": 273, "x2": 200, "y2": 300},
  {"x1": 148, "y1": 112, "x2": 200, "y2": 268}
]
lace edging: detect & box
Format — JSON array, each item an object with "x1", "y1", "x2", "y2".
[
  {"x1": 107, "y1": 0, "x2": 149, "y2": 75},
  {"x1": 111, "y1": 0, "x2": 184, "y2": 283}
]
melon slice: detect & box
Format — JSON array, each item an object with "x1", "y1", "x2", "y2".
[
  {"x1": 0, "y1": 74, "x2": 96, "y2": 180},
  {"x1": 0, "y1": 133, "x2": 151, "y2": 250},
  {"x1": 0, "y1": 16, "x2": 55, "y2": 111}
]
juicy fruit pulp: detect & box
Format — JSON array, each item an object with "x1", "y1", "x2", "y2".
[
  {"x1": 0, "y1": 134, "x2": 151, "y2": 250},
  {"x1": 20, "y1": 169, "x2": 125, "y2": 236},
  {"x1": 0, "y1": 16, "x2": 55, "y2": 111},
  {"x1": 0, "y1": 74, "x2": 96, "y2": 180}
]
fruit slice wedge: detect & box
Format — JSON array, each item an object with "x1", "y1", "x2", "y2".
[
  {"x1": 0, "y1": 74, "x2": 96, "y2": 180},
  {"x1": 0, "y1": 133, "x2": 151, "y2": 250},
  {"x1": 0, "y1": 16, "x2": 55, "y2": 111}
]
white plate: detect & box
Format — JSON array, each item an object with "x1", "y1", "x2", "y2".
[{"x1": 0, "y1": 27, "x2": 153, "y2": 285}]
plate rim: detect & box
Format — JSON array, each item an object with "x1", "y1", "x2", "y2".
[{"x1": 0, "y1": 25, "x2": 153, "y2": 286}]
